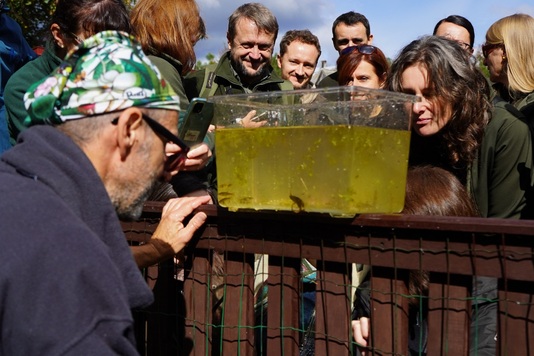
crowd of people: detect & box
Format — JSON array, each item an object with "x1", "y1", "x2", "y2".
[{"x1": 0, "y1": 0, "x2": 533, "y2": 354}]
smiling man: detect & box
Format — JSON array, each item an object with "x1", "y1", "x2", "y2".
[
  {"x1": 277, "y1": 29, "x2": 321, "y2": 90},
  {"x1": 184, "y1": 2, "x2": 292, "y2": 98}
]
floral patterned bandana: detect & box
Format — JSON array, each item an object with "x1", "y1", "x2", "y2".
[{"x1": 23, "y1": 31, "x2": 180, "y2": 126}]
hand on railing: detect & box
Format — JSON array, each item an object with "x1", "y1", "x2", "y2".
[{"x1": 132, "y1": 195, "x2": 211, "y2": 268}]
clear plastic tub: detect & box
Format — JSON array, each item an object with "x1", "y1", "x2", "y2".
[{"x1": 208, "y1": 86, "x2": 418, "y2": 216}]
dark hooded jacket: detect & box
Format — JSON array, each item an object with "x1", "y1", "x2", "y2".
[{"x1": 0, "y1": 126, "x2": 153, "y2": 355}]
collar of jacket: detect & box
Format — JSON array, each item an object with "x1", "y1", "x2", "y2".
[{"x1": 213, "y1": 51, "x2": 284, "y2": 91}]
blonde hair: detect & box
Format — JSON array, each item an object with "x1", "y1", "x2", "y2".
[{"x1": 486, "y1": 13, "x2": 534, "y2": 94}]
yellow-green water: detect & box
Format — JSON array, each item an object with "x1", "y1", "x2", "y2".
[{"x1": 216, "y1": 125, "x2": 411, "y2": 216}]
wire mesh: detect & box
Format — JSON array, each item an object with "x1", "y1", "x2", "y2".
[{"x1": 123, "y1": 207, "x2": 534, "y2": 356}]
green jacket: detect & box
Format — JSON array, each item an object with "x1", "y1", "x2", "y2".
[
  {"x1": 514, "y1": 91, "x2": 534, "y2": 112},
  {"x1": 5, "y1": 42, "x2": 61, "y2": 145},
  {"x1": 148, "y1": 53, "x2": 189, "y2": 112},
  {"x1": 469, "y1": 103, "x2": 534, "y2": 219},
  {"x1": 316, "y1": 71, "x2": 339, "y2": 88},
  {"x1": 183, "y1": 51, "x2": 290, "y2": 100}
]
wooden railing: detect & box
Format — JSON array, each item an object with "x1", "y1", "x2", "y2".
[{"x1": 123, "y1": 203, "x2": 534, "y2": 356}]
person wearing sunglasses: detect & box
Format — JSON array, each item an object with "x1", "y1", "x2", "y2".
[
  {"x1": 337, "y1": 44, "x2": 388, "y2": 89},
  {"x1": 433, "y1": 15, "x2": 475, "y2": 55},
  {"x1": 5, "y1": 0, "x2": 132, "y2": 146},
  {"x1": 0, "y1": 31, "x2": 211, "y2": 354},
  {"x1": 317, "y1": 11, "x2": 373, "y2": 88},
  {"x1": 484, "y1": 14, "x2": 534, "y2": 115}
]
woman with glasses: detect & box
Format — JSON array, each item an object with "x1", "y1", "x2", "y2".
[
  {"x1": 337, "y1": 44, "x2": 388, "y2": 89},
  {"x1": 5, "y1": 0, "x2": 131, "y2": 145},
  {"x1": 336, "y1": 45, "x2": 389, "y2": 125},
  {"x1": 483, "y1": 14, "x2": 534, "y2": 113}
]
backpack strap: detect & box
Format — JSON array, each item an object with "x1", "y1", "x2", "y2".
[
  {"x1": 520, "y1": 101, "x2": 534, "y2": 120},
  {"x1": 278, "y1": 79, "x2": 294, "y2": 91},
  {"x1": 502, "y1": 102, "x2": 534, "y2": 134},
  {"x1": 198, "y1": 62, "x2": 219, "y2": 98}
]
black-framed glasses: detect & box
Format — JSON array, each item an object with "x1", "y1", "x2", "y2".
[
  {"x1": 112, "y1": 113, "x2": 190, "y2": 171},
  {"x1": 341, "y1": 44, "x2": 377, "y2": 56},
  {"x1": 482, "y1": 42, "x2": 504, "y2": 58},
  {"x1": 456, "y1": 40, "x2": 472, "y2": 51},
  {"x1": 69, "y1": 32, "x2": 83, "y2": 45}
]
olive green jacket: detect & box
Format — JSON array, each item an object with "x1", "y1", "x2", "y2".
[
  {"x1": 184, "y1": 51, "x2": 290, "y2": 100},
  {"x1": 469, "y1": 102, "x2": 534, "y2": 219},
  {"x1": 148, "y1": 53, "x2": 189, "y2": 112}
]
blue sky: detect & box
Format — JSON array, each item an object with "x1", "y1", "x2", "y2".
[{"x1": 195, "y1": 0, "x2": 534, "y2": 68}]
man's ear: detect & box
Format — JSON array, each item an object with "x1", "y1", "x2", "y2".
[
  {"x1": 367, "y1": 34, "x2": 374, "y2": 45},
  {"x1": 276, "y1": 54, "x2": 282, "y2": 69},
  {"x1": 114, "y1": 108, "x2": 144, "y2": 160},
  {"x1": 227, "y1": 32, "x2": 232, "y2": 50},
  {"x1": 332, "y1": 37, "x2": 339, "y2": 52}
]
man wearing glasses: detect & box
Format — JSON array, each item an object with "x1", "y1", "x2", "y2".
[
  {"x1": 0, "y1": 31, "x2": 210, "y2": 354},
  {"x1": 433, "y1": 15, "x2": 475, "y2": 55},
  {"x1": 317, "y1": 11, "x2": 374, "y2": 88}
]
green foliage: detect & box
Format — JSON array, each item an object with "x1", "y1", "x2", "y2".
[
  {"x1": 476, "y1": 52, "x2": 490, "y2": 79},
  {"x1": 7, "y1": 0, "x2": 137, "y2": 48},
  {"x1": 195, "y1": 52, "x2": 217, "y2": 70},
  {"x1": 7, "y1": 0, "x2": 56, "y2": 47},
  {"x1": 270, "y1": 53, "x2": 281, "y2": 77}
]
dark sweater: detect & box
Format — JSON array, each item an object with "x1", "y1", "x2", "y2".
[{"x1": 0, "y1": 126, "x2": 153, "y2": 355}]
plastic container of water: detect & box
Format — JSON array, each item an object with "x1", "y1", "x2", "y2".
[{"x1": 209, "y1": 86, "x2": 418, "y2": 217}]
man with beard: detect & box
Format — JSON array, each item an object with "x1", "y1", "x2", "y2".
[
  {"x1": 0, "y1": 31, "x2": 210, "y2": 354},
  {"x1": 184, "y1": 2, "x2": 292, "y2": 98}
]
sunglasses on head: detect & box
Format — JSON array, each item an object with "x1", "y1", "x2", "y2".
[
  {"x1": 482, "y1": 42, "x2": 504, "y2": 58},
  {"x1": 112, "y1": 113, "x2": 190, "y2": 172},
  {"x1": 341, "y1": 44, "x2": 377, "y2": 56}
]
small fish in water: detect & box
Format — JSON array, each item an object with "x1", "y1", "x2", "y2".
[{"x1": 289, "y1": 194, "x2": 305, "y2": 212}]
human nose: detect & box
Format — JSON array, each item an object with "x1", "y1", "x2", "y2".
[
  {"x1": 412, "y1": 99, "x2": 427, "y2": 114},
  {"x1": 295, "y1": 63, "x2": 304, "y2": 76},
  {"x1": 249, "y1": 46, "x2": 261, "y2": 60}
]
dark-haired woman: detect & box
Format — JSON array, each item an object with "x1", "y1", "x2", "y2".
[{"x1": 5, "y1": 0, "x2": 131, "y2": 145}]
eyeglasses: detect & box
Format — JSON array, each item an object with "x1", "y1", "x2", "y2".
[
  {"x1": 112, "y1": 113, "x2": 190, "y2": 171},
  {"x1": 69, "y1": 32, "x2": 83, "y2": 45},
  {"x1": 482, "y1": 42, "x2": 504, "y2": 58},
  {"x1": 456, "y1": 41, "x2": 472, "y2": 51},
  {"x1": 341, "y1": 45, "x2": 377, "y2": 56}
]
